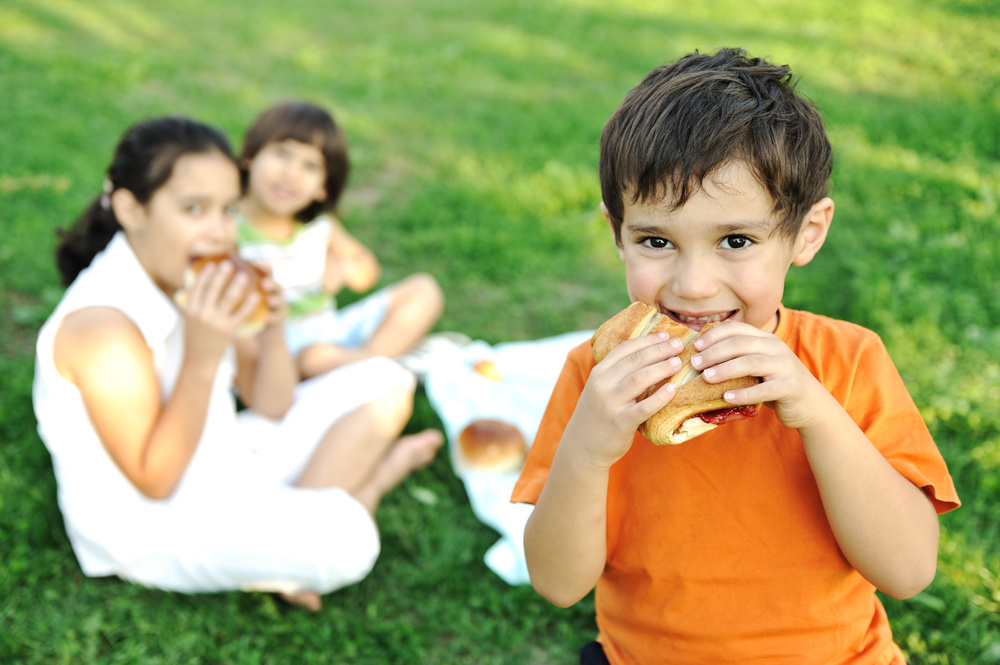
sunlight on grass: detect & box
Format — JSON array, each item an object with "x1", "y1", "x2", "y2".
[{"x1": 10, "y1": 0, "x2": 164, "y2": 49}]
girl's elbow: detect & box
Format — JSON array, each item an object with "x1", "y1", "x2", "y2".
[{"x1": 137, "y1": 477, "x2": 179, "y2": 502}]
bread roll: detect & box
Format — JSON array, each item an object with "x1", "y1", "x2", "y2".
[
  {"x1": 458, "y1": 419, "x2": 526, "y2": 472},
  {"x1": 591, "y1": 302, "x2": 761, "y2": 445},
  {"x1": 173, "y1": 254, "x2": 271, "y2": 338}
]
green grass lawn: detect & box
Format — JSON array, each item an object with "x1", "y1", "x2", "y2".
[{"x1": 2, "y1": 0, "x2": 998, "y2": 662}]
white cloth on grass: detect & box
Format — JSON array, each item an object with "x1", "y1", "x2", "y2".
[{"x1": 422, "y1": 330, "x2": 594, "y2": 585}]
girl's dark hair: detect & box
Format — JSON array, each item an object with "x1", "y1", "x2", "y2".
[
  {"x1": 56, "y1": 117, "x2": 235, "y2": 286},
  {"x1": 600, "y1": 47, "x2": 833, "y2": 243},
  {"x1": 239, "y1": 101, "x2": 350, "y2": 222}
]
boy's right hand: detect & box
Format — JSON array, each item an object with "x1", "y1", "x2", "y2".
[
  {"x1": 565, "y1": 333, "x2": 685, "y2": 469},
  {"x1": 181, "y1": 260, "x2": 263, "y2": 363}
]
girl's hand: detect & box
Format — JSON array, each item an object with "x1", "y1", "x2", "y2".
[
  {"x1": 690, "y1": 321, "x2": 828, "y2": 431},
  {"x1": 181, "y1": 260, "x2": 262, "y2": 363},
  {"x1": 566, "y1": 333, "x2": 685, "y2": 469},
  {"x1": 257, "y1": 270, "x2": 288, "y2": 330}
]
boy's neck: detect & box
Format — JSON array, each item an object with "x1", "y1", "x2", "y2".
[{"x1": 238, "y1": 199, "x2": 297, "y2": 240}]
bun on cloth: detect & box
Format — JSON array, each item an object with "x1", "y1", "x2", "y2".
[
  {"x1": 173, "y1": 254, "x2": 271, "y2": 338},
  {"x1": 458, "y1": 419, "x2": 527, "y2": 472},
  {"x1": 591, "y1": 302, "x2": 762, "y2": 445}
]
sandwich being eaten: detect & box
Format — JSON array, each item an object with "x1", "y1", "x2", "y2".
[{"x1": 591, "y1": 302, "x2": 761, "y2": 445}]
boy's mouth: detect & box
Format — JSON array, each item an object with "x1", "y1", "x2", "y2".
[{"x1": 664, "y1": 309, "x2": 737, "y2": 330}]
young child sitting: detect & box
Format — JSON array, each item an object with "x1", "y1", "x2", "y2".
[
  {"x1": 34, "y1": 116, "x2": 442, "y2": 612},
  {"x1": 236, "y1": 100, "x2": 446, "y2": 380},
  {"x1": 512, "y1": 47, "x2": 960, "y2": 664}
]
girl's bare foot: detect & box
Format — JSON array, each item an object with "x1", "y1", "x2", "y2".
[
  {"x1": 354, "y1": 430, "x2": 443, "y2": 512},
  {"x1": 278, "y1": 589, "x2": 322, "y2": 612}
]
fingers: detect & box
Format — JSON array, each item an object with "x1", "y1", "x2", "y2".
[
  {"x1": 592, "y1": 332, "x2": 685, "y2": 411},
  {"x1": 689, "y1": 321, "x2": 809, "y2": 408},
  {"x1": 186, "y1": 260, "x2": 259, "y2": 331}
]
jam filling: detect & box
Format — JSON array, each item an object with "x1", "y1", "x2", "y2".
[{"x1": 698, "y1": 403, "x2": 760, "y2": 425}]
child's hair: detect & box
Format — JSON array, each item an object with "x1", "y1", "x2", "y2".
[
  {"x1": 56, "y1": 117, "x2": 235, "y2": 286},
  {"x1": 239, "y1": 101, "x2": 350, "y2": 222},
  {"x1": 599, "y1": 47, "x2": 833, "y2": 243}
]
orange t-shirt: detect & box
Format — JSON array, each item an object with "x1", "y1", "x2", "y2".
[{"x1": 512, "y1": 306, "x2": 960, "y2": 665}]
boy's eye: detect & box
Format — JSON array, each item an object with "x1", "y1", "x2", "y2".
[
  {"x1": 224, "y1": 205, "x2": 239, "y2": 218},
  {"x1": 186, "y1": 204, "x2": 203, "y2": 215},
  {"x1": 642, "y1": 237, "x2": 671, "y2": 249},
  {"x1": 721, "y1": 235, "x2": 752, "y2": 250}
]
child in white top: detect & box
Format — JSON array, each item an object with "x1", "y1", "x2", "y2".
[
  {"x1": 237, "y1": 101, "x2": 445, "y2": 379},
  {"x1": 34, "y1": 116, "x2": 442, "y2": 612}
]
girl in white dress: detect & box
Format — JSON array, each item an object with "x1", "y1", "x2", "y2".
[{"x1": 33, "y1": 116, "x2": 442, "y2": 611}]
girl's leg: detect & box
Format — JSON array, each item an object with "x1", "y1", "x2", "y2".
[
  {"x1": 364, "y1": 272, "x2": 444, "y2": 358},
  {"x1": 294, "y1": 372, "x2": 442, "y2": 507},
  {"x1": 294, "y1": 378, "x2": 416, "y2": 493},
  {"x1": 296, "y1": 274, "x2": 443, "y2": 379}
]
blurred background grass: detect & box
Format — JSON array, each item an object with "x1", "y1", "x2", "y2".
[{"x1": 1, "y1": 0, "x2": 998, "y2": 662}]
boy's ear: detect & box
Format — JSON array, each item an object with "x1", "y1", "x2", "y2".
[
  {"x1": 110, "y1": 189, "x2": 145, "y2": 232},
  {"x1": 600, "y1": 201, "x2": 626, "y2": 260},
  {"x1": 792, "y1": 197, "x2": 834, "y2": 267}
]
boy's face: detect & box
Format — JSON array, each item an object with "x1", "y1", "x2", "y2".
[
  {"x1": 612, "y1": 161, "x2": 832, "y2": 333},
  {"x1": 244, "y1": 139, "x2": 327, "y2": 218}
]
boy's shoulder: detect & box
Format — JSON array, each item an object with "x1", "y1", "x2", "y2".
[{"x1": 779, "y1": 305, "x2": 882, "y2": 349}]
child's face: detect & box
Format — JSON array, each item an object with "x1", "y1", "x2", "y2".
[
  {"x1": 244, "y1": 139, "x2": 327, "y2": 218},
  {"x1": 613, "y1": 161, "x2": 830, "y2": 333},
  {"x1": 120, "y1": 151, "x2": 241, "y2": 295}
]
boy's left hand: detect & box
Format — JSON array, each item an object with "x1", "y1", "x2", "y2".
[{"x1": 689, "y1": 321, "x2": 828, "y2": 431}]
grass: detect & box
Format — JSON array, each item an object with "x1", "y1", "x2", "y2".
[{"x1": 2, "y1": 0, "x2": 998, "y2": 662}]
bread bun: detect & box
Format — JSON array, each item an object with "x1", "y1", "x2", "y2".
[
  {"x1": 458, "y1": 419, "x2": 526, "y2": 472},
  {"x1": 173, "y1": 254, "x2": 271, "y2": 338},
  {"x1": 591, "y1": 302, "x2": 761, "y2": 445}
]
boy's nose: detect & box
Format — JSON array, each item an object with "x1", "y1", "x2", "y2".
[{"x1": 669, "y1": 254, "x2": 718, "y2": 301}]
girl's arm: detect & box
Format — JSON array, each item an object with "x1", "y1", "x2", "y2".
[
  {"x1": 54, "y1": 261, "x2": 263, "y2": 500},
  {"x1": 56, "y1": 307, "x2": 219, "y2": 500},
  {"x1": 234, "y1": 277, "x2": 296, "y2": 416},
  {"x1": 322, "y1": 218, "x2": 380, "y2": 294}
]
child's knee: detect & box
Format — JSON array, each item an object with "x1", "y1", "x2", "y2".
[
  {"x1": 368, "y1": 379, "x2": 417, "y2": 429},
  {"x1": 404, "y1": 273, "x2": 445, "y2": 314}
]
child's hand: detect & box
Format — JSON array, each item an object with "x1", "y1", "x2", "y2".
[
  {"x1": 257, "y1": 272, "x2": 288, "y2": 330},
  {"x1": 690, "y1": 321, "x2": 828, "y2": 431},
  {"x1": 566, "y1": 333, "x2": 685, "y2": 469},
  {"x1": 181, "y1": 260, "x2": 263, "y2": 362}
]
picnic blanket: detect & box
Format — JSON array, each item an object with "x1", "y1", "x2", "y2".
[{"x1": 423, "y1": 330, "x2": 593, "y2": 585}]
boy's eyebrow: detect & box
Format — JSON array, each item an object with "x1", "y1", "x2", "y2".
[
  {"x1": 713, "y1": 219, "x2": 776, "y2": 235},
  {"x1": 624, "y1": 219, "x2": 776, "y2": 236}
]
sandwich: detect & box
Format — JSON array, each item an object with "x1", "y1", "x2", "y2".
[
  {"x1": 173, "y1": 254, "x2": 271, "y2": 338},
  {"x1": 591, "y1": 302, "x2": 761, "y2": 445}
]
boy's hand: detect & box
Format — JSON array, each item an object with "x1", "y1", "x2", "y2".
[
  {"x1": 567, "y1": 333, "x2": 685, "y2": 469},
  {"x1": 690, "y1": 321, "x2": 827, "y2": 431}
]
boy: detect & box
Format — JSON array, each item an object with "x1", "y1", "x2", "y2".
[{"x1": 511, "y1": 48, "x2": 959, "y2": 664}]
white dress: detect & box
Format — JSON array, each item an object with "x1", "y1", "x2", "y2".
[{"x1": 32, "y1": 232, "x2": 414, "y2": 594}]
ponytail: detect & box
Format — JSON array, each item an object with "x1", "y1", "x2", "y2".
[
  {"x1": 54, "y1": 117, "x2": 235, "y2": 287},
  {"x1": 55, "y1": 196, "x2": 121, "y2": 286}
]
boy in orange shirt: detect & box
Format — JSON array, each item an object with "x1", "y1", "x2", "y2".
[{"x1": 511, "y1": 47, "x2": 959, "y2": 664}]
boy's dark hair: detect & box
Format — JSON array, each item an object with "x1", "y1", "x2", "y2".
[
  {"x1": 239, "y1": 101, "x2": 349, "y2": 222},
  {"x1": 56, "y1": 117, "x2": 235, "y2": 286},
  {"x1": 600, "y1": 47, "x2": 833, "y2": 243}
]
